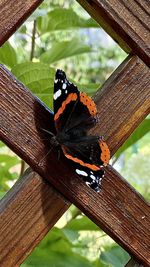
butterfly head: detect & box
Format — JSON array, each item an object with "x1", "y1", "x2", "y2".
[{"x1": 55, "y1": 69, "x2": 66, "y2": 81}]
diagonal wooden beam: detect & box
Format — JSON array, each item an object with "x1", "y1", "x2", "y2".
[
  {"x1": 0, "y1": 0, "x2": 43, "y2": 46},
  {"x1": 0, "y1": 169, "x2": 70, "y2": 267},
  {"x1": 125, "y1": 258, "x2": 145, "y2": 267},
  {"x1": 92, "y1": 55, "x2": 150, "y2": 155},
  {"x1": 77, "y1": 0, "x2": 150, "y2": 67},
  {"x1": 0, "y1": 55, "x2": 150, "y2": 265}
]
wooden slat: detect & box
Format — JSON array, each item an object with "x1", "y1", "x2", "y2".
[
  {"x1": 0, "y1": 55, "x2": 150, "y2": 265},
  {"x1": 125, "y1": 258, "x2": 144, "y2": 267},
  {"x1": 0, "y1": 168, "x2": 70, "y2": 267},
  {"x1": 0, "y1": 0, "x2": 43, "y2": 46},
  {"x1": 92, "y1": 55, "x2": 150, "y2": 155},
  {"x1": 77, "y1": 0, "x2": 150, "y2": 67}
]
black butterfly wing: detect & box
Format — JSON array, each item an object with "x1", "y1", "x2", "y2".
[
  {"x1": 53, "y1": 69, "x2": 97, "y2": 134},
  {"x1": 61, "y1": 136, "x2": 110, "y2": 192},
  {"x1": 53, "y1": 69, "x2": 110, "y2": 192},
  {"x1": 54, "y1": 69, "x2": 79, "y2": 116},
  {"x1": 75, "y1": 165, "x2": 105, "y2": 193}
]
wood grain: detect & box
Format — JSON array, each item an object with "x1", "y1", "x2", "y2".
[
  {"x1": 0, "y1": 55, "x2": 150, "y2": 265},
  {"x1": 0, "y1": 168, "x2": 70, "y2": 267},
  {"x1": 0, "y1": 0, "x2": 43, "y2": 46},
  {"x1": 93, "y1": 55, "x2": 150, "y2": 155},
  {"x1": 125, "y1": 258, "x2": 144, "y2": 267},
  {"x1": 77, "y1": 0, "x2": 150, "y2": 67}
]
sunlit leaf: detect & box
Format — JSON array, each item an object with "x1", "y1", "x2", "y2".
[
  {"x1": 23, "y1": 229, "x2": 91, "y2": 266},
  {"x1": 62, "y1": 229, "x2": 79, "y2": 243},
  {"x1": 11, "y1": 62, "x2": 55, "y2": 108},
  {"x1": 71, "y1": 80, "x2": 100, "y2": 96},
  {"x1": 0, "y1": 191, "x2": 5, "y2": 199},
  {"x1": 37, "y1": 8, "x2": 98, "y2": 33},
  {"x1": 65, "y1": 216, "x2": 100, "y2": 231},
  {"x1": 0, "y1": 42, "x2": 17, "y2": 68},
  {"x1": 0, "y1": 142, "x2": 5, "y2": 148},
  {"x1": 100, "y1": 245, "x2": 130, "y2": 267},
  {"x1": 115, "y1": 119, "x2": 150, "y2": 158},
  {"x1": 24, "y1": 248, "x2": 93, "y2": 267},
  {"x1": 40, "y1": 39, "x2": 92, "y2": 64},
  {"x1": 0, "y1": 154, "x2": 20, "y2": 169},
  {"x1": 27, "y1": 8, "x2": 47, "y2": 21}
]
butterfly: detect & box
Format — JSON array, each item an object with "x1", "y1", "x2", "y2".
[{"x1": 51, "y1": 69, "x2": 110, "y2": 192}]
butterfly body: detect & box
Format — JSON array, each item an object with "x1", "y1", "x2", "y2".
[{"x1": 52, "y1": 69, "x2": 110, "y2": 192}]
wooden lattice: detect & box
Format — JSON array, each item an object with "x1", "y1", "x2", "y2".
[{"x1": 0, "y1": 0, "x2": 150, "y2": 266}]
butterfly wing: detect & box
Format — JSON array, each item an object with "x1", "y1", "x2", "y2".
[
  {"x1": 61, "y1": 137, "x2": 110, "y2": 192},
  {"x1": 53, "y1": 69, "x2": 110, "y2": 192},
  {"x1": 53, "y1": 69, "x2": 97, "y2": 133}
]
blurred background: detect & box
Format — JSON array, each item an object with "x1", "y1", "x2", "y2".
[{"x1": 0, "y1": 0, "x2": 149, "y2": 266}]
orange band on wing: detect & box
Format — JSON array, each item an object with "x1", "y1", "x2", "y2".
[
  {"x1": 99, "y1": 140, "x2": 110, "y2": 166},
  {"x1": 80, "y1": 92, "x2": 97, "y2": 116},
  {"x1": 54, "y1": 93, "x2": 78, "y2": 121},
  {"x1": 62, "y1": 147, "x2": 100, "y2": 171}
]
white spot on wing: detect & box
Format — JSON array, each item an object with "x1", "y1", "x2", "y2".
[
  {"x1": 54, "y1": 89, "x2": 61, "y2": 100},
  {"x1": 76, "y1": 169, "x2": 88, "y2": 177},
  {"x1": 54, "y1": 79, "x2": 58, "y2": 83},
  {"x1": 85, "y1": 181, "x2": 91, "y2": 187},
  {"x1": 62, "y1": 83, "x2": 67, "y2": 89},
  {"x1": 90, "y1": 174, "x2": 96, "y2": 180},
  {"x1": 65, "y1": 90, "x2": 68, "y2": 94}
]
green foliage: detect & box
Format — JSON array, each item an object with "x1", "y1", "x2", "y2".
[
  {"x1": 40, "y1": 39, "x2": 92, "y2": 64},
  {"x1": 115, "y1": 119, "x2": 150, "y2": 158},
  {"x1": 0, "y1": 143, "x2": 20, "y2": 194},
  {"x1": 11, "y1": 63, "x2": 55, "y2": 108},
  {"x1": 0, "y1": 42, "x2": 17, "y2": 68},
  {"x1": 37, "y1": 8, "x2": 98, "y2": 33},
  {"x1": 65, "y1": 216, "x2": 100, "y2": 231},
  {"x1": 21, "y1": 221, "x2": 129, "y2": 267},
  {"x1": 100, "y1": 245, "x2": 130, "y2": 267},
  {"x1": 22, "y1": 227, "x2": 94, "y2": 267}
]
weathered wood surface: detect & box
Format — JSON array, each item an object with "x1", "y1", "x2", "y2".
[
  {"x1": 125, "y1": 258, "x2": 145, "y2": 267},
  {"x1": 0, "y1": 0, "x2": 43, "y2": 46},
  {"x1": 0, "y1": 169, "x2": 70, "y2": 267},
  {"x1": 77, "y1": 0, "x2": 150, "y2": 67},
  {"x1": 1, "y1": 55, "x2": 150, "y2": 265},
  {"x1": 93, "y1": 55, "x2": 150, "y2": 155}
]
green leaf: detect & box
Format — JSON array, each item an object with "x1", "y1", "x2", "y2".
[
  {"x1": 0, "y1": 166, "x2": 14, "y2": 191},
  {"x1": 65, "y1": 216, "x2": 100, "y2": 231},
  {"x1": 0, "y1": 42, "x2": 17, "y2": 68},
  {"x1": 115, "y1": 119, "x2": 150, "y2": 158},
  {"x1": 24, "y1": 249, "x2": 93, "y2": 267},
  {"x1": 71, "y1": 80, "x2": 100, "y2": 96},
  {"x1": 23, "y1": 228, "x2": 93, "y2": 267},
  {"x1": 100, "y1": 245, "x2": 130, "y2": 267},
  {"x1": 0, "y1": 154, "x2": 20, "y2": 169},
  {"x1": 37, "y1": 8, "x2": 98, "y2": 33},
  {"x1": 28, "y1": 8, "x2": 47, "y2": 21},
  {"x1": 11, "y1": 62, "x2": 55, "y2": 108},
  {"x1": 40, "y1": 39, "x2": 92, "y2": 64},
  {"x1": 62, "y1": 229, "x2": 79, "y2": 243},
  {"x1": 0, "y1": 142, "x2": 5, "y2": 148},
  {"x1": 0, "y1": 191, "x2": 6, "y2": 199},
  {"x1": 93, "y1": 259, "x2": 109, "y2": 267},
  {"x1": 39, "y1": 228, "x2": 71, "y2": 249}
]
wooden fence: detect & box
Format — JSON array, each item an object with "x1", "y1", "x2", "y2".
[{"x1": 0, "y1": 0, "x2": 150, "y2": 266}]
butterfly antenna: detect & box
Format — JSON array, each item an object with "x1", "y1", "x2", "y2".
[
  {"x1": 38, "y1": 144, "x2": 55, "y2": 166},
  {"x1": 40, "y1": 128, "x2": 54, "y2": 137}
]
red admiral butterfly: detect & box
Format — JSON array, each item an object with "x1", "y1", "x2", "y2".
[{"x1": 53, "y1": 69, "x2": 110, "y2": 192}]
